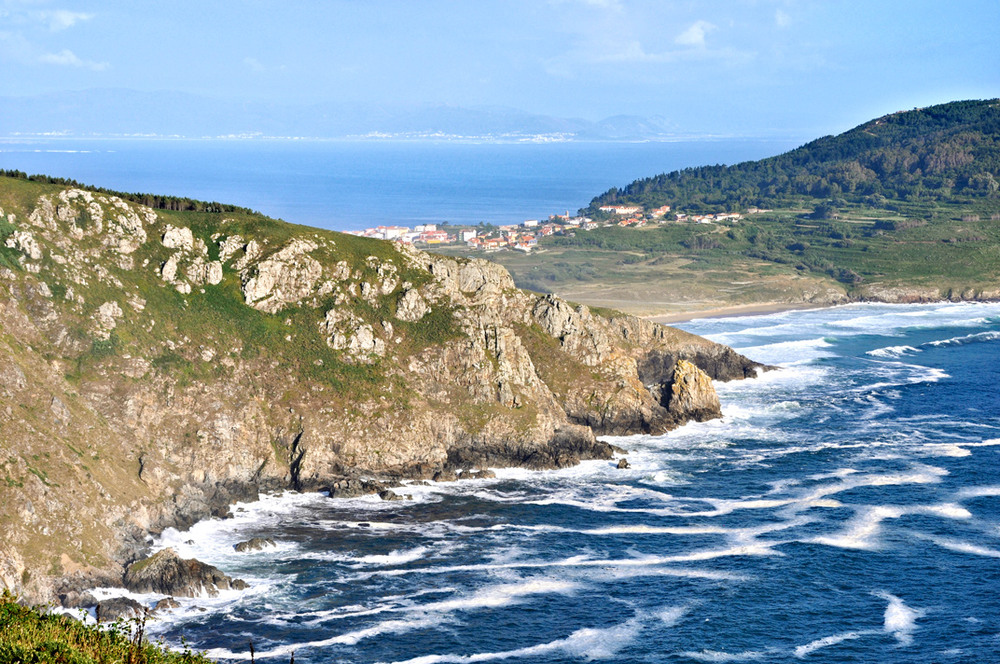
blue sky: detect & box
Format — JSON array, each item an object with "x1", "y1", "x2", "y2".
[{"x1": 1, "y1": 0, "x2": 998, "y2": 137}]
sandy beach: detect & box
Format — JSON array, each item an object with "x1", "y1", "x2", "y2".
[{"x1": 646, "y1": 301, "x2": 830, "y2": 324}]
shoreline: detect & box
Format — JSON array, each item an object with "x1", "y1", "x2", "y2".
[{"x1": 645, "y1": 301, "x2": 831, "y2": 324}]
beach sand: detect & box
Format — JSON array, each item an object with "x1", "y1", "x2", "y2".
[{"x1": 646, "y1": 301, "x2": 828, "y2": 324}]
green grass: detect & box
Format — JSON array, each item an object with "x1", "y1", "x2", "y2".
[{"x1": 0, "y1": 591, "x2": 214, "y2": 664}]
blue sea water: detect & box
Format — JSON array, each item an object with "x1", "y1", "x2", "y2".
[
  {"x1": 90, "y1": 302, "x2": 1000, "y2": 663},
  {"x1": 0, "y1": 138, "x2": 799, "y2": 231}
]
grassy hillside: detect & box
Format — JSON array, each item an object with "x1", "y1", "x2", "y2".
[{"x1": 439, "y1": 101, "x2": 1000, "y2": 316}]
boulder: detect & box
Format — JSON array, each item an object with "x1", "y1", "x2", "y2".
[
  {"x1": 58, "y1": 591, "x2": 97, "y2": 609},
  {"x1": 153, "y1": 597, "x2": 181, "y2": 612},
  {"x1": 123, "y1": 548, "x2": 248, "y2": 598},
  {"x1": 234, "y1": 537, "x2": 277, "y2": 553},
  {"x1": 327, "y1": 478, "x2": 387, "y2": 499},
  {"x1": 433, "y1": 469, "x2": 459, "y2": 483},
  {"x1": 616, "y1": 458, "x2": 631, "y2": 469},
  {"x1": 96, "y1": 597, "x2": 145, "y2": 623},
  {"x1": 378, "y1": 489, "x2": 402, "y2": 501}
]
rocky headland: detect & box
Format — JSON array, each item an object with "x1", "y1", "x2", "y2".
[{"x1": 0, "y1": 180, "x2": 763, "y2": 606}]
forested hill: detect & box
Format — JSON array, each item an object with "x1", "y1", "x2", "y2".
[{"x1": 587, "y1": 99, "x2": 1000, "y2": 214}]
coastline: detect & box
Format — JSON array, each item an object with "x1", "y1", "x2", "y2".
[{"x1": 646, "y1": 301, "x2": 830, "y2": 325}]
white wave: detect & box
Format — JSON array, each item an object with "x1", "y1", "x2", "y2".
[
  {"x1": 793, "y1": 630, "x2": 875, "y2": 657},
  {"x1": 919, "y1": 534, "x2": 1000, "y2": 558},
  {"x1": 735, "y1": 337, "x2": 835, "y2": 365},
  {"x1": 357, "y1": 546, "x2": 429, "y2": 566},
  {"x1": 681, "y1": 649, "x2": 769, "y2": 662},
  {"x1": 925, "y1": 330, "x2": 1000, "y2": 348},
  {"x1": 866, "y1": 345, "x2": 921, "y2": 359},
  {"x1": 380, "y1": 614, "x2": 649, "y2": 664},
  {"x1": 811, "y1": 501, "x2": 969, "y2": 550},
  {"x1": 874, "y1": 592, "x2": 925, "y2": 646},
  {"x1": 417, "y1": 579, "x2": 580, "y2": 613},
  {"x1": 201, "y1": 581, "x2": 582, "y2": 659}
]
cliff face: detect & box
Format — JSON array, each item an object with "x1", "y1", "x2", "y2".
[{"x1": 0, "y1": 181, "x2": 762, "y2": 603}]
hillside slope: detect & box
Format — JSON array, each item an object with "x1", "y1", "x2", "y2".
[
  {"x1": 588, "y1": 99, "x2": 1000, "y2": 212},
  {"x1": 0, "y1": 177, "x2": 759, "y2": 603},
  {"x1": 446, "y1": 100, "x2": 1000, "y2": 317}
]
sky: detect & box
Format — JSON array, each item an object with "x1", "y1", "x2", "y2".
[{"x1": 1, "y1": 0, "x2": 998, "y2": 137}]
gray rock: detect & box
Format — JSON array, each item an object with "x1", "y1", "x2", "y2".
[
  {"x1": 234, "y1": 537, "x2": 276, "y2": 553},
  {"x1": 123, "y1": 548, "x2": 248, "y2": 598},
  {"x1": 96, "y1": 597, "x2": 145, "y2": 623},
  {"x1": 153, "y1": 597, "x2": 180, "y2": 612},
  {"x1": 378, "y1": 489, "x2": 402, "y2": 501},
  {"x1": 328, "y1": 478, "x2": 387, "y2": 499},
  {"x1": 433, "y1": 469, "x2": 458, "y2": 482},
  {"x1": 616, "y1": 458, "x2": 630, "y2": 469},
  {"x1": 58, "y1": 591, "x2": 97, "y2": 609}
]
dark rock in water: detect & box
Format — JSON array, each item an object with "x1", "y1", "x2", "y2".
[
  {"x1": 616, "y1": 458, "x2": 631, "y2": 469},
  {"x1": 58, "y1": 590, "x2": 97, "y2": 609},
  {"x1": 234, "y1": 537, "x2": 277, "y2": 553},
  {"x1": 379, "y1": 489, "x2": 402, "y2": 501},
  {"x1": 357, "y1": 522, "x2": 371, "y2": 528},
  {"x1": 212, "y1": 505, "x2": 234, "y2": 519},
  {"x1": 327, "y1": 478, "x2": 387, "y2": 498},
  {"x1": 96, "y1": 597, "x2": 145, "y2": 623},
  {"x1": 610, "y1": 444, "x2": 628, "y2": 455},
  {"x1": 123, "y1": 548, "x2": 248, "y2": 597},
  {"x1": 433, "y1": 469, "x2": 458, "y2": 482},
  {"x1": 459, "y1": 469, "x2": 497, "y2": 480},
  {"x1": 153, "y1": 597, "x2": 181, "y2": 612},
  {"x1": 410, "y1": 480, "x2": 431, "y2": 486}
]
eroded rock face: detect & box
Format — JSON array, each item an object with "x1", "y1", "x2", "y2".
[
  {"x1": 664, "y1": 360, "x2": 721, "y2": 421},
  {"x1": 123, "y1": 548, "x2": 248, "y2": 598},
  {"x1": 241, "y1": 239, "x2": 323, "y2": 313},
  {"x1": 0, "y1": 187, "x2": 767, "y2": 606}
]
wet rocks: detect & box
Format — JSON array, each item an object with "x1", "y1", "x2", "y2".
[
  {"x1": 616, "y1": 458, "x2": 631, "y2": 469},
  {"x1": 96, "y1": 597, "x2": 145, "y2": 623},
  {"x1": 233, "y1": 537, "x2": 277, "y2": 553},
  {"x1": 327, "y1": 478, "x2": 387, "y2": 498},
  {"x1": 153, "y1": 597, "x2": 181, "y2": 612},
  {"x1": 123, "y1": 548, "x2": 248, "y2": 598}
]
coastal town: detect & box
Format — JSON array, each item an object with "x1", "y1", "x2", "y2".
[{"x1": 344, "y1": 203, "x2": 765, "y2": 253}]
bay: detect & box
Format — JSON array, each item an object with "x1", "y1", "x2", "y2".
[{"x1": 0, "y1": 138, "x2": 800, "y2": 231}]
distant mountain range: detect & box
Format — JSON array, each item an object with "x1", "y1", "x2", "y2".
[{"x1": 0, "y1": 89, "x2": 685, "y2": 142}]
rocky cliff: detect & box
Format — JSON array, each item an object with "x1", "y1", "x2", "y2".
[{"x1": 0, "y1": 179, "x2": 762, "y2": 604}]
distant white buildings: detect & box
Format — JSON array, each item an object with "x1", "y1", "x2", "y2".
[{"x1": 599, "y1": 205, "x2": 642, "y2": 216}]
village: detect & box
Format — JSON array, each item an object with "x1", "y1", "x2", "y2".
[{"x1": 344, "y1": 203, "x2": 766, "y2": 253}]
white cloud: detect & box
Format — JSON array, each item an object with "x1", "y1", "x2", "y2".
[
  {"x1": 775, "y1": 9, "x2": 791, "y2": 28},
  {"x1": 38, "y1": 48, "x2": 107, "y2": 70},
  {"x1": 675, "y1": 20, "x2": 716, "y2": 47},
  {"x1": 40, "y1": 9, "x2": 94, "y2": 31}
]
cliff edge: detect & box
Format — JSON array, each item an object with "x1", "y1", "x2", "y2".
[{"x1": 0, "y1": 180, "x2": 762, "y2": 603}]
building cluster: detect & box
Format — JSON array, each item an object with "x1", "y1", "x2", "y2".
[
  {"x1": 345, "y1": 203, "x2": 758, "y2": 254},
  {"x1": 344, "y1": 223, "x2": 457, "y2": 245}
]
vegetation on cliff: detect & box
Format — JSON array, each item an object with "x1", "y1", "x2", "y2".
[{"x1": 0, "y1": 174, "x2": 756, "y2": 605}]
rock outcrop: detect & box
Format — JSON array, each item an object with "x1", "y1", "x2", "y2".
[
  {"x1": 0, "y1": 182, "x2": 764, "y2": 605},
  {"x1": 234, "y1": 537, "x2": 277, "y2": 553},
  {"x1": 122, "y1": 548, "x2": 248, "y2": 597}
]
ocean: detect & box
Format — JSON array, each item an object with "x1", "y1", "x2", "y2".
[
  {"x1": 87, "y1": 301, "x2": 1000, "y2": 663},
  {"x1": 0, "y1": 138, "x2": 801, "y2": 231}
]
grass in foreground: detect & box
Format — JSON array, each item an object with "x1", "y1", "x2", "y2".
[{"x1": 0, "y1": 592, "x2": 212, "y2": 664}]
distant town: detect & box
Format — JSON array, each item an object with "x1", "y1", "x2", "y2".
[{"x1": 344, "y1": 204, "x2": 769, "y2": 253}]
